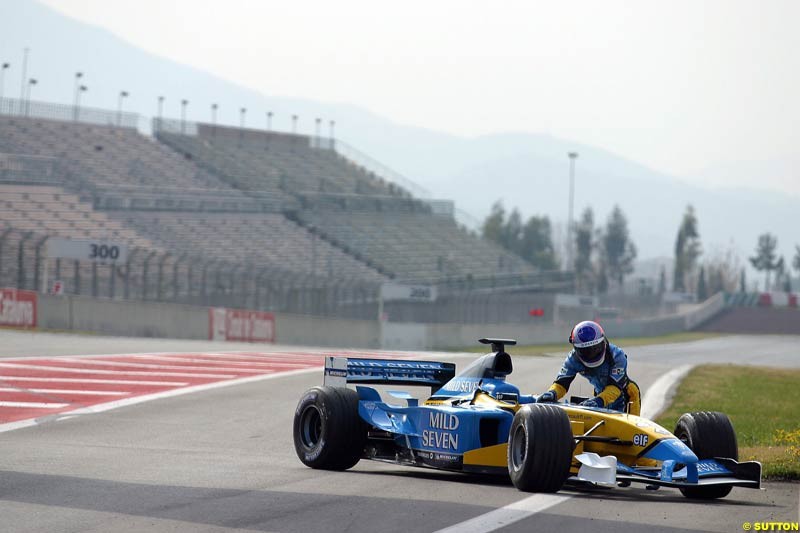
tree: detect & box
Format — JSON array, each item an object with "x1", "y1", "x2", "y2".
[
  {"x1": 504, "y1": 208, "x2": 524, "y2": 254},
  {"x1": 739, "y1": 268, "x2": 746, "y2": 293},
  {"x1": 602, "y1": 205, "x2": 637, "y2": 286},
  {"x1": 574, "y1": 207, "x2": 594, "y2": 291},
  {"x1": 792, "y1": 245, "x2": 800, "y2": 292},
  {"x1": 749, "y1": 233, "x2": 779, "y2": 291},
  {"x1": 673, "y1": 205, "x2": 701, "y2": 292},
  {"x1": 521, "y1": 215, "x2": 557, "y2": 270},
  {"x1": 481, "y1": 201, "x2": 558, "y2": 271},
  {"x1": 658, "y1": 265, "x2": 667, "y2": 295},
  {"x1": 482, "y1": 201, "x2": 505, "y2": 244},
  {"x1": 696, "y1": 266, "x2": 708, "y2": 300}
]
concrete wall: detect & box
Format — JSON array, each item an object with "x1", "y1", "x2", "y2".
[{"x1": 35, "y1": 290, "x2": 727, "y2": 350}]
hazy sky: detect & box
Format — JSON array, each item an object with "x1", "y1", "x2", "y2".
[{"x1": 36, "y1": 0, "x2": 800, "y2": 194}]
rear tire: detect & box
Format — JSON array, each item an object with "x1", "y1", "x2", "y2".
[
  {"x1": 293, "y1": 386, "x2": 367, "y2": 470},
  {"x1": 674, "y1": 411, "x2": 737, "y2": 499},
  {"x1": 507, "y1": 404, "x2": 573, "y2": 492}
]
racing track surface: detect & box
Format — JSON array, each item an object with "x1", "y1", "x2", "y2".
[{"x1": 0, "y1": 331, "x2": 798, "y2": 533}]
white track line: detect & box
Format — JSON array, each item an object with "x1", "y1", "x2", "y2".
[
  {"x1": 56, "y1": 358, "x2": 270, "y2": 374},
  {"x1": 0, "y1": 388, "x2": 128, "y2": 396},
  {"x1": 433, "y1": 494, "x2": 571, "y2": 533},
  {"x1": 0, "y1": 366, "x2": 321, "y2": 434},
  {"x1": 0, "y1": 401, "x2": 69, "y2": 408},
  {"x1": 641, "y1": 364, "x2": 694, "y2": 419},
  {"x1": 0, "y1": 362, "x2": 235, "y2": 379},
  {"x1": 0, "y1": 376, "x2": 188, "y2": 386},
  {"x1": 131, "y1": 355, "x2": 312, "y2": 368}
]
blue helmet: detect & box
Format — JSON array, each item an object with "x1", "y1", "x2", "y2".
[{"x1": 569, "y1": 320, "x2": 606, "y2": 368}]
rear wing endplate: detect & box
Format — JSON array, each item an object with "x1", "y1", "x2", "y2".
[{"x1": 324, "y1": 356, "x2": 456, "y2": 393}]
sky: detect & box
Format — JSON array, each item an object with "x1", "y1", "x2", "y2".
[{"x1": 28, "y1": 0, "x2": 800, "y2": 195}]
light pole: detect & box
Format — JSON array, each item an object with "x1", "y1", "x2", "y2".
[
  {"x1": 239, "y1": 107, "x2": 246, "y2": 128},
  {"x1": 180, "y1": 99, "x2": 188, "y2": 134},
  {"x1": 291, "y1": 114, "x2": 298, "y2": 134},
  {"x1": 566, "y1": 151, "x2": 579, "y2": 272},
  {"x1": 315, "y1": 117, "x2": 321, "y2": 147},
  {"x1": 211, "y1": 103, "x2": 218, "y2": 137},
  {"x1": 25, "y1": 78, "x2": 37, "y2": 116},
  {"x1": 116, "y1": 90, "x2": 128, "y2": 127},
  {"x1": 157, "y1": 96, "x2": 164, "y2": 127},
  {"x1": 329, "y1": 120, "x2": 335, "y2": 149},
  {"x1": 19, "y1": 48, "x2": 29, "y2": 103},
  {"x1": 75, "y1": 84, "x2": 87, "y2": 121},
  {"x1": 266, "y1": 111, "x2": 272, "y2": 131},
  {"x1": 0, "y1": 62, "x2": 10, "y2": 102}
]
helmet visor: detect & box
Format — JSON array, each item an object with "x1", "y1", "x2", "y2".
[{"x1": 576, "y1": 340, "x2": 605, "y2": 367}]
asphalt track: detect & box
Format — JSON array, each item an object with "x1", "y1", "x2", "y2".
[{"x1": 0, "y1": 330, "x2": 797, "y2": 533}]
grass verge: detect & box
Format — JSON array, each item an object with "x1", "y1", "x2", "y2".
[
  {"x1": 458, "y1": 331, "x2": 721, "y2": 356},
  {"x1": 656, "y1": 364, "x2": 800, "y2": 480}
]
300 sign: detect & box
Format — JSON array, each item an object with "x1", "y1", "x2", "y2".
[{"x1": 89, "y1": 244, "x2": 121, "y2": 261}]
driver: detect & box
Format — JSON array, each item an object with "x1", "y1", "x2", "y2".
[{"x1": 536, "y1": 320, "x2": 641, "y2": 415}]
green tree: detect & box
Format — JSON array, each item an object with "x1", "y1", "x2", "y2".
[
  {"x1": 504, "y1": 208, "x2": 524, "y2": 254},
  {"x1": 482, "y1": 201, "x2": 506, "y2": 245},
  {"x1": 792, "y1": 245, "x2": 800, "y2": 291},
  {"x1": 749, "y1": 233, "x2": 779, "y2": 291},
  {"x1": 658, "y1": 265, "x2": 667, "y2": 295},
  {"x1": 574, "y1": 207, "x2": 594, "y2": 291},
  {"x1": 602, "y1": 205, "x2": 637, "y2": 286},
  {"x1": 521, "y1": 215, "x2": 557, "y2": 270},
  {"x1": 673, "y1": 205, "x2": 701, "y2": 292},
  {"x1": 696, "y1": 266, "x2": 708, "y2": 300},
  {"x1": 739, "y1": 268, "x2": 746, "y2": 293}
]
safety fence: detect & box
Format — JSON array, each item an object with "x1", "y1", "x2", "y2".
[
  {"x1": 0, "y1": 97, "x2": 140, "y2": 129},
  {"x1": 0, "y1": 228, "x2": 381, "y2": 320}
]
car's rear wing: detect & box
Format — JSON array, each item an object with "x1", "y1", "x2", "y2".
[{"x1": 323, "y1": 356, "x2": 456, "y2": 393}]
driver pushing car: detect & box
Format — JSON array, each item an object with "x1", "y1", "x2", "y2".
[{"x1": 536, "y1": 320, "x2": 641, "y2": 415}]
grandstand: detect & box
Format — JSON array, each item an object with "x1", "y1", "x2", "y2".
[{"x1": 0, "y1": 95, "x2": 563, "y2": 319}]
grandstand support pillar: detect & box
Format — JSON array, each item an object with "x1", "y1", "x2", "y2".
[
  {"x1": 17, "y1": 232, "x2": 33, "y2": 290},
  {"x1": 241, "y1": 263, "x2": 255, "y2": 309},
  {"x1": 91, "y1": 261, "x2": 98, "y2": 298},
  {"x1": 124, "y1": 248, "x2": 141, "y2": 301},
  {"x1": 255, "y1": 268, "x2": 268, "y2": 310},
  {"x1": 157, "y1": 252, "x2": 171, "y2": 301},
  {"x1": 73, "y1": 260, "x2": 80, "y2": 296},
  {"x1": 34, "y1": 236, "x2": 48, "y2": 293},
  {"x1": 142, "y1": 251, "x2": 158, "y2": 300},
  {"x1": 0, "y1": 228, "x2": 13, "y2": 287},
  {"x1": 228, "y1": 264, "x2": 243, "y2": 307},
  {"x1": 201, "y1": 259, "x2": 216, "y2": 305},
  {"x1": 55, "y1": 259, "x2": 61, "y2": 288},
  {"x1": 173, "y1": 253, "x2": 188, "y2": 301},
  {"x1": 109, "y1": 263, "x2": 116, "y2": 299}
]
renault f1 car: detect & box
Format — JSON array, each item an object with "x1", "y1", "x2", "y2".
[{"x1": 293, "y1": 338, "x2": 761, "y2": 498}]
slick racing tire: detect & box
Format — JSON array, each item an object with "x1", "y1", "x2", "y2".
[
  {"x1": 507, "y1": 404, "x2": 573, "y2": 492},
  {"x1": 674, "y1": 411, "x2": 738, "y2": 499},
  {"x1": 293, "y1": 386, "x2": 367, "y2": 470}
]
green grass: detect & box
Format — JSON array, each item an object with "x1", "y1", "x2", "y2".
[
  {"x1": 656, "y1": 364, "x2": 800, "y2": 480},
  {"x1": 457, "y1": 331, "x2": 721, "y2": 356}
]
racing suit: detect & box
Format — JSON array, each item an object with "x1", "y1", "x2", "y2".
[{"x1": 546, "y1": 342, "x2": 641, "y2": 415}]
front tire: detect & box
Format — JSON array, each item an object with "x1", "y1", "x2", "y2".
[
  {"x1": 674, "y1": 411, "x2": 738, "y2": 499},
  {"x1": 507, "y1": 404, "x2": 573, "y2": 492},
  {"x1": 293, "y1": 386, "x2": 367, "y2": 470}
]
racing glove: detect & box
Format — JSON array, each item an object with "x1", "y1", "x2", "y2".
[
  {"x1": 536, "y1": 390, "x2": 558, "y2": 403},
  {"x1": 580, "y1": 397, "x2": 605, "y2": 408}
]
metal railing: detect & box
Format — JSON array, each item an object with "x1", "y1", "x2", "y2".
[{"x1": 0, "y1": 97, "x2": 140, "y2": 129}]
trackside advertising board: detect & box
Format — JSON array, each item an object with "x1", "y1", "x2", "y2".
[
  {"x1": 0, "y1": 288, "x2": 37, "y2": 328},
  {"x1": 209, "y1": 307, "x2": 275, "y2": 343}
]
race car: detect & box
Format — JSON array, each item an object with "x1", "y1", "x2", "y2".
[{"x1": 293, "y1": 338, "x2": 761, "y2": 498}]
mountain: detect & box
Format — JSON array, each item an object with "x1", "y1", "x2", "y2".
[{"x1": 1, "y1": 0, "x2": 798, "y2": 266}]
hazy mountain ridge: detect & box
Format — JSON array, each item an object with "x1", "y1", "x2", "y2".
[{"x1": 2, "y1": 0, "x2": 797, "y2": 265}]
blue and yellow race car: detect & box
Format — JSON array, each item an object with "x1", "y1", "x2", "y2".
[{"x1": 293, "y1": 338, "x2": 761, "y2": 498}]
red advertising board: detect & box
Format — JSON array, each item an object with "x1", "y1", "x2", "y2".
[
  {"x1": 209, "y1": 307, "x2": 275, "y2": 343},
  {"x1": 0, "y1": 288, "x2": 37, "y2": 328}
]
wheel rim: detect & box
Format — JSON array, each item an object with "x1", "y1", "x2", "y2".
[
  {"x1": 299, "y1": 405, "x2": 323, "y2": 449},
  {"x1": 511, "y1": 424, "x2": 527, "y2": 471}
]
